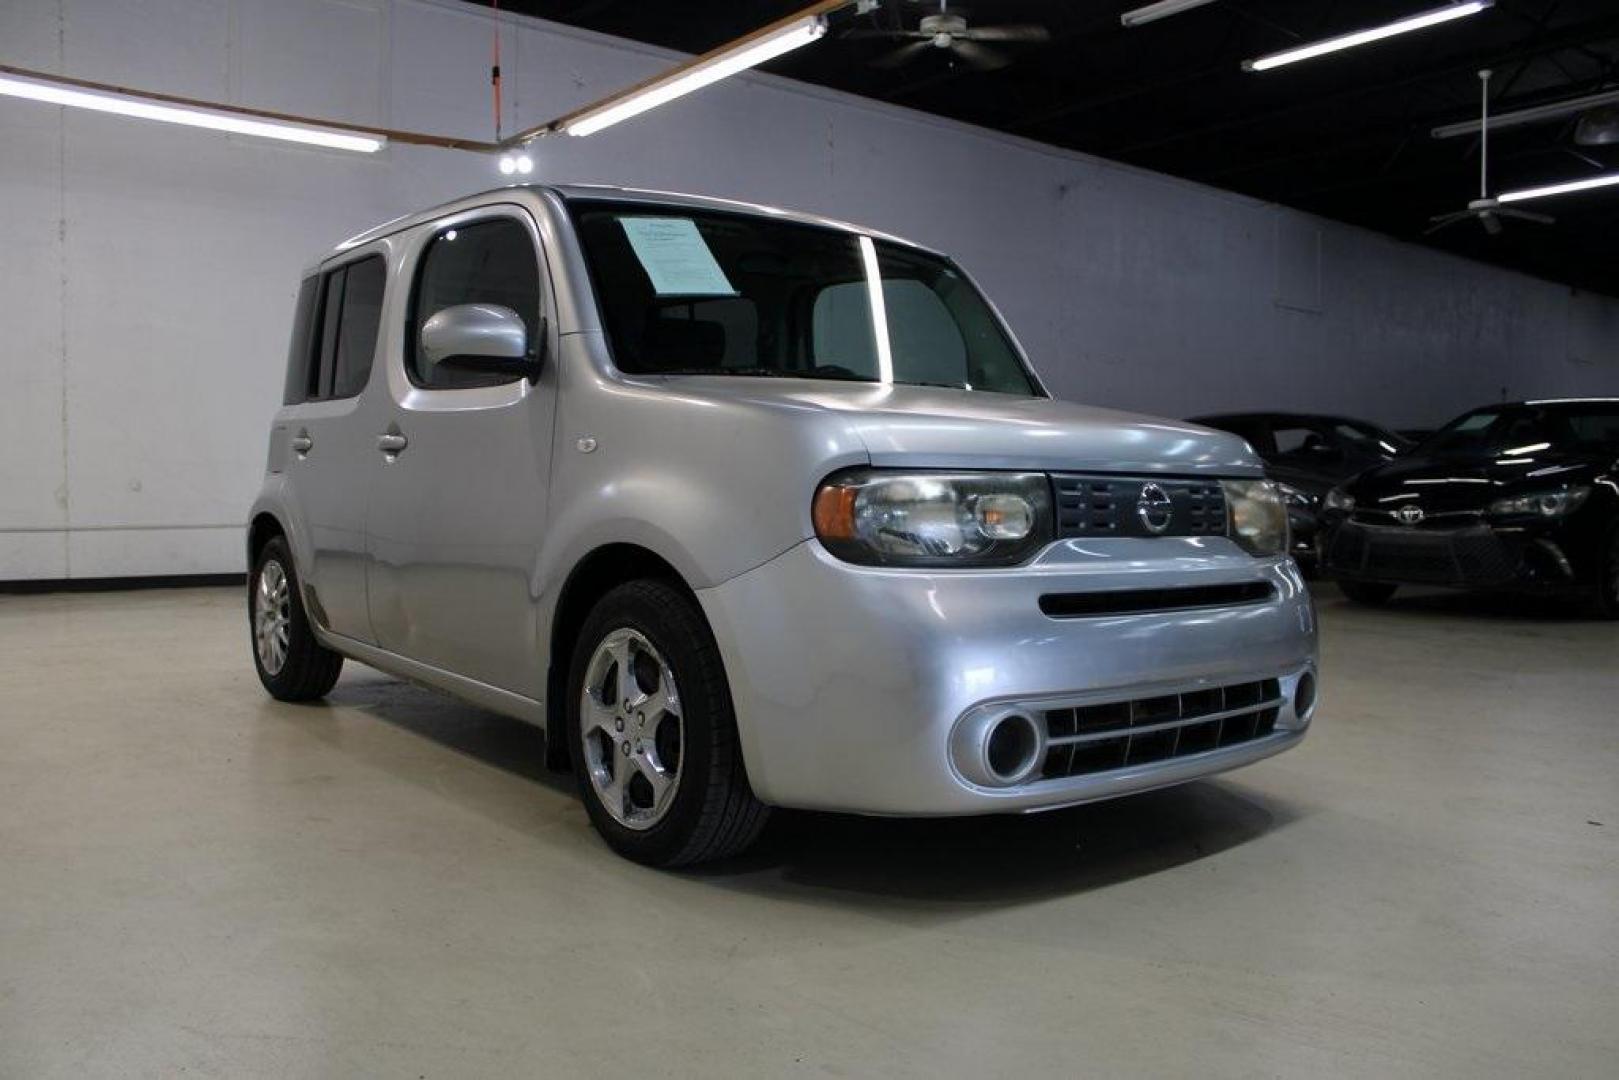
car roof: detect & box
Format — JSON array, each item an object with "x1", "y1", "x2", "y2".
[
  {"x1": 319, "y1": 182, "x2": 935, "y2": 267},
  {"x1": 1193, "y1": 412, "x2": 1358, "y2": 426}
]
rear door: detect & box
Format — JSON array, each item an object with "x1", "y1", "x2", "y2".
[{"x1": 277, "y1": 254, "x2": 387, "y2": 641}]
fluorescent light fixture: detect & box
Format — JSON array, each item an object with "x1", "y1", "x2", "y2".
[
  {"x1": 1432, "y1": 86, "x2": 1619, "y2": 139},
  {"x1": 0, "y1": 71, "x2": 384, "y2": 152},
  {"x1": 562, "y1": 15, "x2": 827, "y2": 136},
  {"x1": 1120, "y1": 0, "x2": 1219, "y2": 28},
  {"x1": 1498, "y1": 171, "x2": 1619, "y2": 203},
  {"x1": 1243, "y1": 1, "x2": 1491, "y2": 73}
]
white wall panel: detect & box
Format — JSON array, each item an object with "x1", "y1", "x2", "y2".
[
  {"x1": 234, "y1": 0, "x2": 386, "y2": 126},
  {"x1": 0, "y1": 0, "x2": 1615, "y2": 579}
]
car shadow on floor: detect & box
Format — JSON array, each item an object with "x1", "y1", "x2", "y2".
[
  {"x1": 687, "y1": 779, "x2": 1304, "y2": 907},
  {"x1": 323, "y1": 672, "x2": 577, "y2": 800}
]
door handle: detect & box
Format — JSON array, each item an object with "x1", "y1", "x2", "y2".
[
  {"x1": 377, "y1": 432, "x2": 408, "y2": 456},
  {"x1": 291, "y1": 431, "x2": 313, "y2": 455}
]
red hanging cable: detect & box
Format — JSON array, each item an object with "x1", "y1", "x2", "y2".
[{"x1": 491, "y1": 0, "x2": 503, "y2": 141}]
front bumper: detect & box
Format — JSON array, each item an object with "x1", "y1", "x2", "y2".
[
  {"x1": 698, "y1": 536, "x2": 1318, "y2": 815},
  {"x1": 1320, "y1": 517, "x2": 1584, "y2": 591}
]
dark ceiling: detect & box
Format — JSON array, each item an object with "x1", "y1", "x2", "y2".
[{"x1": 477, "y1": 1, "x2": 1619, "y2": 296}]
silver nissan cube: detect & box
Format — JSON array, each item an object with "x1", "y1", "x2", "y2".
[{"x1": 248, "y1": 184, "x2": 1318, "y2": 866}]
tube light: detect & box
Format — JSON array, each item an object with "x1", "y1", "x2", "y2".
[
  {"x1": 562, "y1": 15, "x2": 827, "y2": 136},
  {"x1": 1243, "y1": 1, "x2": 1491, "y2": 73},
  {"x1": 1433, "y1": 87, "x2": 1619, "y2": 139},
  {"x1": 1498, "y1": 172, "x2": 1619, "y2": 203},
  {"x1": 0, "y1": 71, "x2": 384, "y2": 152},
  {"x1": 1120, "y1": 0, "x2": 1219, "y2": 28}
]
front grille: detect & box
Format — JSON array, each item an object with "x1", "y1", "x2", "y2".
[
  {"x1": 1054, "y1": 475, "x2": 1227, "y2": 540},
  {"x1": 1039, "y1": 582, "x2": 1273, "y2": 618},
  {"x1": 1039, "y1": 678, "x2": 1281, "y2": 779},
  {"x1": 1326, "y1": 522, "x2": 1518, "y2": 586}
]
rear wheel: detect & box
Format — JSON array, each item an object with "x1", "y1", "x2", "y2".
[
  {"x1": 1338, "y1": 580, "x2": 1398, "y2": 606},
  {"x1": 249, "y1": 537, "x2": 343, "y2": 701},
  {"x1": 568, "y1": 579, "x2": 768, "y2": 866}
]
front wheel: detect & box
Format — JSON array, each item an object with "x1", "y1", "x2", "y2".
[
  {"x1": 567, "y1": 579, "x2": 768, "y2": 866},
  {"x1": 1338, "y1": 579, "x2": 1398, "y2": 606},
  {"x1": 249, "y1": 537, "x2": 343, "y2": 701},
  {"x1": 1590, "y1": 522, "x2": 1619, "y2": 619}
]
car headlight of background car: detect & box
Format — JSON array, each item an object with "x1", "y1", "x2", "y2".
[
  {"x1": 1275, "y1": 482, "x2": 1318, "y2": 509},
  {"x1": 1222, "y1": 480, "x2": 1290, "y2": 557},
  {"x1": 813, "y1": 470, "x2": 1053, "y2": 567},
  {"x1": 1487, "y1": 485, "x2": 1591, "y2": 520},
  {"x1": 1323, "y1": 486, "x2": 1355, "y2": 513}
]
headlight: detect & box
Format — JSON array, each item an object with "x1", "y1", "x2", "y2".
[
  {"x1": 1323, "y1": 486, "x2": 1355, "y2": 513},
  {"x1": 1276, "y1": 482, "x2": 1317, "y2": 509},
  {"x1": 1487, "y1": 485, "x2": 1591, "y2": 519},
  {"x1": 813, "y1": 470, "x2": 1053, "y2": 567},
  {"x1": 1222, "y1": 479, "x2": 1290, "y2": 557}
]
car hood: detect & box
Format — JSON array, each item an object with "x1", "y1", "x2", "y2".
[
  {"x1": 1343, "y1": 452, "x2": 1609, "y2": 513},
  {"x1": 655, "y1": 377, "x2": 1262, "y2": 475}
]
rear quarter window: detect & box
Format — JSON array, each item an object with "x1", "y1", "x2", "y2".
[{"x1": 282, "y1": 276, "x2": 320, "y2": 405}]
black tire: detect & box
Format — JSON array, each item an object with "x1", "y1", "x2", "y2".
[
  {"x1": 567, "y1": 579, "x2": 768, "y2": 866},
  {"x1": 249, "y1": 536, "x2": 343, "y2": 701},
  {"x1": 1338, "y1": 579, "x2": 1398, "y2": 606},
  {"x1": 1589, "y1": 521, "x2": 1619, "y2": 620}
]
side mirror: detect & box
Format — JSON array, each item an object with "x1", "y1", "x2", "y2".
[{"x1": 420, "y1": 303, "x2": 541, "y2": 380}]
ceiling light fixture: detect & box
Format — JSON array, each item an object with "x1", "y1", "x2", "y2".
[
  {"x1": 557, "y1": 13, "x2": 828, "y2": 136},
  {"x1": 497, "y1": 152, "x2": 533, "y2": 175},
  {"x1": 1243, "y1": 1, "x2": 1492, "y2": 73},
  {"x1": 1119, "y1": 0, "x2": 1219, "y2": 29},
  {"x1": 1432, "y1": 86, "x2": 1619, "y2": 139},
  {"x1": 0, "y1": 70, "x2": 385, "y2": 152},
  {"x1": 1497, "y1": 172, "x2": 1619, "y2": 204}
]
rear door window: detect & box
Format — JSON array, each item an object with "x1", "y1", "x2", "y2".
[{"x1": 331, "y1": 256, "x2": 385, "y2": 399}]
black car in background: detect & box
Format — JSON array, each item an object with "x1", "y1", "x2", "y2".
[
  {"x1": 1318, "y1": 399, "x2": 1619, "y2": 616},
  {"x1": 1191, "y1": 412, "x2": 1412, "y2": 565}
]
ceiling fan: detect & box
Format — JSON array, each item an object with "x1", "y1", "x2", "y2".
[
  {"x1": 847, "y1": 1, "x2": 1051, "y2": 72},
  {"x1": 1427, "y1": 69, "x2": 1556, "y2": 237}
]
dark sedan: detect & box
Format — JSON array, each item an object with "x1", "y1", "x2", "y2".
[
  {"x1": 1318, "y1": 399, "x2": 1619, "y2": 616},
  {"x1": 1191, "y1": 412, "x2": 1411, "y2": 565}
]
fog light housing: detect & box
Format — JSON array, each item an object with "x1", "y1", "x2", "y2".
[{"x1": 1293, "y1": 671, "x2": 1317, "y2": 721}]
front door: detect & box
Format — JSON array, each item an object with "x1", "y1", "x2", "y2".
[{"x1": 365, "y1": 207, "x2": 556, "y2": 696}]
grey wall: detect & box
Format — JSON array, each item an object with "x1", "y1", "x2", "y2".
[{"x1": 2, "y1": 0, "x2": 1615, "y2": 579}]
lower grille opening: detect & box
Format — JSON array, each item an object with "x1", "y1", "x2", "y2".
[
  {"x1": 1037, "y1": 678, "x2": 1283, "y2": 780},
  {"x1": 1039, "y1": 582, "x2": 1274, "y2": 619}
]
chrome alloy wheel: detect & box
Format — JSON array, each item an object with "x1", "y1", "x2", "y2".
[
  {"x1": 580, "y1": 628, "x2": 684, "y2": 830},
  {"x1": 253, "y1": 560, "x2": 292, "y2": 676}
]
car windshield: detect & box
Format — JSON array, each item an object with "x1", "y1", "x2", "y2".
[
  {"x1": 568, "y1": 200, "x2": 1041, "y2": 396},
  {"x1": 1332, "y1": 419, "x2": 1410, "y2": 456},
  {"x1": 1416, "y1": 403, "x2": 1619, "y2": 459}
]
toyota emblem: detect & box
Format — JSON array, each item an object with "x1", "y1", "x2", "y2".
[
  {"x1": 1396, "y1": 504, "x2": 1425, "y2": 526},
  {"x1": 1136, "y1": 482, "x2": 1175, "y2": 534}
]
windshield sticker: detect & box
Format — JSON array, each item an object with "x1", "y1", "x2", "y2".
[{"x1": 619, "y1": 217, "x2": 738, "y2": 297}]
